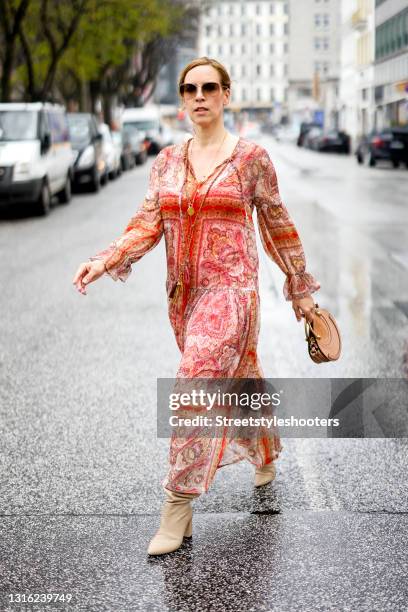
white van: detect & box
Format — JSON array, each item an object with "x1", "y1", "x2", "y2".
[
  {"x1": 121, "y1": 106, "x2": 173, "y2": 154},
  {"x1": 0, "y1": 102, "x2": 73, "y2": 215}
]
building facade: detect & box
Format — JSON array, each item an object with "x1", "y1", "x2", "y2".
[
  {"x1": 288, "y1": 0, "x2": 341, "y2": 130},
  {"x1": 339, "y1": 0, "x2": 376, "y2": 147},
  {"x1": 374, "y1": 0, "x2": 408, "y2": 128},
  {"x1": 198, "y1": 0, "x2": 290, "y2": 120}
]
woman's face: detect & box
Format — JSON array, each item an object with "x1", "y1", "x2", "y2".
[{"x1": 180, "y1": 64, "x2": 230, "y2": 127}]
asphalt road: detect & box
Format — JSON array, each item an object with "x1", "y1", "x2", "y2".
[{"x1": 1, "y1": 137, "x2": 407, "y2": 612}]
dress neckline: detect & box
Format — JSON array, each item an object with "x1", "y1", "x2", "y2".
[{"x1": 183, "y1": 135, "x2": 242, "y2": 185}]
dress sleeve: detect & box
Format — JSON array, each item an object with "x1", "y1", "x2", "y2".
[
  {"x1": 253, "y1": 147, "x2": 321, "y2": 301},
  {"x1": 88, "y1": 149, "x2": 166, "y2": 282}
]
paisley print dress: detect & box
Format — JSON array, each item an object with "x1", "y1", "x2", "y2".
[{"x1": 89, "y1": 137, "x2": 321, "y2": 495}]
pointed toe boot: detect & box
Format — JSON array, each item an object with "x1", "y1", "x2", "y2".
[
  {"x1": 254, "y1": 461, "x2": 276, "y2": 487},
  {"x1": 147, "y1": 488, "x2": 198, "y2": 556}
]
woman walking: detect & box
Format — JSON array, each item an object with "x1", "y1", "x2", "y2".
[{"x1": 72, "y1": 57, "x2": 320, "y2": 556}]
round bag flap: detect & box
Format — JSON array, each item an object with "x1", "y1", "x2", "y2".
[{"x1": 310, "y1": 308, "x2": 341, "y2": 361}]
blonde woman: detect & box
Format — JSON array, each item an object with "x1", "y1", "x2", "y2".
[{"x1": 72, "y1": 57, "x2": 320, "y2": 556}]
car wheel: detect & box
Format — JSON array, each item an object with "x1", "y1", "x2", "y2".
[
  {"x1": 57, "y1": 173, "x2": 72, "y2": 204},
  {"x1": 357, "y1": 153, "x2": 363, "y2": 164},
  {"x1": 37, "y1": 179, "x2": 51, "y2": 216},
  {"x1": 392, "y1": 160, "x2": 399, "y2": 168},
  {"x1": 100, "y1": 172, "x2": 108, "y2": 186},
  {"x1": 89, "y1": 167, "x2": 101, "y2": 193}
]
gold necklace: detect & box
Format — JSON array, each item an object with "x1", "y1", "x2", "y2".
[{"x1": 186, "y1": 130, "x2": 228, "y2": 216}]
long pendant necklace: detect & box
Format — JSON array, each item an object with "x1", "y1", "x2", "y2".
[
  {"x1": 169, "y1": 141, "x2": 232, "y2": 303},
  {"x1": 186, "y1": 130, "x2": 228, "y2": 216}
]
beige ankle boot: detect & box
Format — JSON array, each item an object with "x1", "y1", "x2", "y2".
[
  {"x1": 147, "y1": 488, "x2": 199, "y2": 556},
  {"x1": 255, "y1": 461, "x2": 276, "y2": 487}
]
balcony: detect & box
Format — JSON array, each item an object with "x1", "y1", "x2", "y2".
[{"x1": 351, "y1": 9, "x2": 368, "y2": 31}]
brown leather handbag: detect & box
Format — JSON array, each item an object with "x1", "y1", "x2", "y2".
[{"x1": 304, "y1": 303, "x2": 341, "y2": 363}]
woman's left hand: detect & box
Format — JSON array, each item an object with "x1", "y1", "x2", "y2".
[{"x1": 291, "y1": 294, "x2": 316, "y2": 323}]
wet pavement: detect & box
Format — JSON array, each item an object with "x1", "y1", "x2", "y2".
[{"x1": 1, "y1": 137, "x2": 407, "y2": 611}]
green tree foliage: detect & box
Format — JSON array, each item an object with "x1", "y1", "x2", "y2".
[{"x1": 0, "y1": 0, "x2": 204, "y2": 112}]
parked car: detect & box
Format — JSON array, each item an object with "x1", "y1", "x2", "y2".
[
  {"x1": 67, "y1": 113, "x2": 106, "y2": 191},
  {"x1": 297, "y1": 121, "x2": 322, "y2": 147},
  {"x1": 121, "y1": 107, "x2": 173, "y2": 155},
  {"x1": 122, "y1": 124, "x2": 148, "y2": 165},
  {"x1": 303, "y1": 126, "x2": 324, "y2": 150},
  {"x1": 111, "y1": 130, "x2": 135, "y2": 171},
  {"x1": 273, "y1": 124, "x2": 299, "y2": 143},
  {"x1": 0, "y1": 102, "x2": 73, "y2": 215},
  {"x1": 356, "y1": 128, "x2": 408, "y2": 168},
  {"x1": 98, "y1": 122, "x2": 121, "y2": 180},
  {"x1": 315, "y1": 130, "x2": 351, "y2": 154}
]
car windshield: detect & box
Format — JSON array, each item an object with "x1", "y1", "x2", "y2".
[
  {"x1": 0, "y1": 110, "x2": 38, "y2": 141},
  {"x1": 124, "y1": 120, "x2": 158, "y2": 131},
  {"x1": 67, "y1": 116, "x2": 92, "y2": 145}
]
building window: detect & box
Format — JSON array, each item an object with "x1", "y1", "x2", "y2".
[
  {"x1": 375, "y1": 9, "x2": 408, "y2": 60},
  {"x1": 270, "y1": 87, "x2": 275, "y2": 100},
  {"x1": 229, "y1": 24, "x2": 234, "y2": 36},
  {"x1": 256, "y1": 23, "x2": 261, "y2": 35},
  {"x1": 231, "y1": 65, "x2": 235, "y2": 77},
  {"x1": 270, "y1": 3, "x2": 275, "y2": 14},
  {"x1": 323, "y1": 37, "x2": 329, "y2": 50},
  {"x1": 205, "y1": 25, "x2": 211, "y2": 37},
  {"x1": 242, "y1": 65, "x2": 246, "y2": 77},
  {"x1": 241, "y1": 4, "x2": 245, "y2": 15},
  {"x1": 270, "y1": 42, "x2": 274, "y2": 53},
  {"x1": 284, "y1": 23, "x2": 289, "y2": 35},
  {"x1": 242, "y1": 87, "x2": 247, "y2": 101},
  {"x1": 230, "y1": 43, "x2": 234, "y2": 54},
  {"x1": 256, "y1": 43, "x2": 261, "y2": 54},
  {"x1": 323, "y1": 13, "x2": 329, "y2": 27},
  {"x1": 270, "y1": 64, "x2": 275, "y2": 76},
  {"x1": 314, "y1": 38, "x2": 321, "y2": 50},
  {"x1": 206, "y1": 44, "x2": 211, "y2": 55},
  {"x1": 242, "y1": 43, "x2": 246, "y2": 54},
  {"x1": 218, "y1": 24, "x2": 222, "y2": 36},
  {"x1": 284, "y1": 43, "x2": 288, "y2": 53},
  {"x1": 229, "y1": 4, "x2": 234, "y2": 15},
  {"x1": 256, "y1": 4, "x2": 261, "y2": 15},
  {"x1": 284, "y1": 2, "x2": 289, "y2": 13},
  {"x1": 256, "y1": 88, "x2": 261, "y2": 101},
  {"x1": 284, "y1": 63, "x2": 288, "y2": 75},
  {"x1": 218, "y1": 44, "x2": 223, "y2": 54},
  {"x1": 241, "y1": 23, "x2": 246, "y2": 36},
  {"x1": 314, "y1": 14, "x2": 321, "y2": 27},
  {"x1": 270, "y1": 23, "x2": 274, "y2": 35},
  {"x1": 256, "y1": 64, "x2": 261, "y2": 76}
]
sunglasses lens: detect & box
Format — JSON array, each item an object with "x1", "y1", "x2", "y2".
[
  {"x1": 203, "y1": 83, "x2": 220, "y2": 94},
  {"x1": 180, "y1": 84, "x2": 197, "y2": 96}
]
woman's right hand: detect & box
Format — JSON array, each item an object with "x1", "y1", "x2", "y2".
[{"x1": 72, "y1": 260, "x2": 106, "y2": 295}]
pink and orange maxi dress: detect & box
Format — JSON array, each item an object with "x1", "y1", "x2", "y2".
[{"x1": 89, "y1": 137, "x2": 321, "y2": 495}]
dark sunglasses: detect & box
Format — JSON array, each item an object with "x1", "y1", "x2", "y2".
[{"x1": 179, "y1": 81, "x2": 228, "y2": 97}]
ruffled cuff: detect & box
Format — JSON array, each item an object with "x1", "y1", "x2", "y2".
[
  {"x1": 89, "y1": 246, "x2": 132, "y2": 283},
  {"x1": 283, "y1": 272, "x2": 321, "y2": 301}
]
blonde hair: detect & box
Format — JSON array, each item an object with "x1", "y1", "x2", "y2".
[{"x1": 178, "y1": 57, "x2": 231, "y2": 100}]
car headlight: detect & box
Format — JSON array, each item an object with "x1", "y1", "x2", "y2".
[
  {"x1": 13, "y1": 161, "x2": 33, "y2": 181},
  {"x1": 77, "y1": 145, "x2": 95, "y2": 168}
]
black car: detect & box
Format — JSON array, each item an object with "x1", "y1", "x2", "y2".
[
  {"x1": 297, "y1": 121, "x2": 322, "y2": 147},
  {"x1": 316, "y1": 130, "x2": 351, "y2": 154},
  {"x1": 67, "y1": 113, "x2": 106, "y2": 191},
  {"x1": 356, "y1": 128, "x2": 408, "y2": 168}
]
